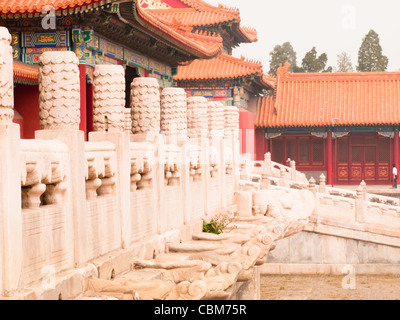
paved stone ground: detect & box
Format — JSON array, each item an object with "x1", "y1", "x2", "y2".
[{"x1": 260, "y1": 274, "x2": 400, "y2": 300}]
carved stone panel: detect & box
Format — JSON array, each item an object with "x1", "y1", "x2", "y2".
[
  {"x1": 38, "y1": 51, "x2": 80, "y2": 129},
  {"x1": 0, "y1": 27, "x2": 14, "y2": 123}
]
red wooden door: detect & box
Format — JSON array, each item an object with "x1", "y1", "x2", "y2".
[
  {"x1": 349, "y1": 145, "x2": 376, "y2": 182},
  {"x1": 336, "y1": 133, "x2": 391, "y2": 184}
]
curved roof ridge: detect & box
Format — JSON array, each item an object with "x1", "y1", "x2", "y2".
[
  {"x1": 133, "y1": 1, "x2": 224, "y2": 59},
  {"x1": 174, "y1": 53, "x2": 269, "y2": 82},
  {"x1": 146, "y1": 0, "x2": 256, "y2": 43}
]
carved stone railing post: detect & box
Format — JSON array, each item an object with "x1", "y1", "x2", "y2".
[
  {"x1": 263, "y1": 152, "x2": 272, "y2": 176},
  {"x1": 308, "y1": 177, "x2": 317, "y2": 196},
  {"x1": 319, "y1": 173, "x2": 327, "y2": 194},
  {"x1": 0, "y1": 27, "x2": 23, "y2": 295},
  {"x1": 360, "y1": 180, "x2": 367, "y2": 201},
  {"x1": 130, "y1": 77, "x2": 160, "y2": 135},
  {"x1": 90, "y1": 64, "x2": 131, "y2": 246},
  {"x1": 261, "y1": 152, "x2": 271, "y2": 189},
  {"x1": 279, "y1": 167, "x2": 289, "y2": 188},
  {"x1": 187, "y1": 97, "x2": 208, "y2": 138},
  {"x1": 261, "y1": 173, "x2": 270, "y2": 190},
  {"x1": 0, "y1": 27, "x2": 14, "y2": 123},
  {"x1": 240, "y1": 153, "x2": 252, "y2": 181},
  {"x1": 222, "y1": 105, "x2": 239, "y2": 208},
  {"x1": 208, "y1": 101, "x2": 224, "y2": 138},
  {"x1": 38, "y1": 51, "x2": 80, "y2": 130},
  {"x1": 224, "y1": 106, "x2": 239, "y2": 138},
  {"x1": 206, "y1": 101, "x2": 224, "y2": 214},
  {"x1": 160, "y1": 87, "x2": 187, "y2": 138},
  {"x1": 187, "y1": 97, "x2": 208, "y2": 219},
  {"x1": 290, "y1": 160, "x2": 296, "y2": 181},
  {"x1": 355, "y1": 184, "x2": 366, "y2": 223},
  {"x1": 36, "y1": 51, "x2": 88, "y2": 266},
  {"x1": 92, "y1": 65, "x2": 125, "y2": 132}
]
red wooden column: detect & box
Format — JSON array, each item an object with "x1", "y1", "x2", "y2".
[
  {"x1": 394, "y1": 127, "x2": 400, "y2": 174},
  {"x1": 327, "y1": 130, "x2": 333, "y2": 186},
  {"x1": 79, "y1": 64, "x2": 87, "y2": 140},
  {"x1": 86, "y1": 83, "x2": 93, "y2": 134},
  {"x1": 265, "y1": 136, "x2": 270, "y2": 155}
]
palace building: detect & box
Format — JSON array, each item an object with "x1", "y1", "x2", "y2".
[
  {"x1": 0, "y1": 0, "x2": 224, "y2": 139},
  {"x1": 256, "y1": 63, "x2": 400, "y2": 186},
  {"x1": 162, "y1": 0, "x2": 274, "y2": 155}
]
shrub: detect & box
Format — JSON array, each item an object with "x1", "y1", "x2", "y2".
[{"x1": 203, "y1": 212, "x2": 238, "y2": 235}]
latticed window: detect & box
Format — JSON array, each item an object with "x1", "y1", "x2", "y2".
[
  {"x1": 271, "y1": 135, "x2": 325, "y2": 167},
  {"x1": 312, "y1": 140, "x2": 324, "y2": 162},
  {"x1": 378, "y1": 138, "x2": 390, "y2": 162},
  {"x1": 300, "y1": 139, "x2": 309, "y2": 162},
  {"x1": 272, "y1": 139, "x2": 284, "y2": 163},
  {"x1": 337, "y1": 138, "x2": 349, "y2": 163}
]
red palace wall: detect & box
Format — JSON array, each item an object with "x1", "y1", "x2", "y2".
[
  {"x1": 13, "y1": 84, "x2": 40, "y2": 139},
  {"x1": 255, "y1": 127, "x2": 267, "y2": 161}
]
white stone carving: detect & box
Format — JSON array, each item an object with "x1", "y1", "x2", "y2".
[
  {"x1": 93, "y1": 65, "x2": 125, "y2": 132},
  {"x1": 38, "y1": 51, "x2": 80, "y2": 130},
  {"x1": 133, "y1": 259, "x2": 242, "y2": 300},
  {"x1": 20, "y1": 139, "x2": 69, "y2": 209},
  {"x1": 167, "y1": 240, "x2": 260, "y2": 282},
  {"x1": 188, "y1": 144, "x2": 202, "y2": 182},
  {"x1": 224, "y1": 106, "x2": 239, "y2": 137},
  {"x1": 130, "y1": 142, "x2": 154, "y2": 191},
  {"x1": 209, "y1": 146, "x2": 219, "y2": 178},
  {"x1": 0, "y1": 27, "x2": 13, "y2": 123},
  {"x1": 86, "y1": 277, "x2": 175, "y2": 300},
  {"x1": 130, "y1": 77, "x2": 160, "y2": 134},
  {"x1": 124, "y1": 108, "x2": 132, "y2": 133},
  {"x1": 84, "y1": 141, "x2": 117, "y2": 200},
  {"x1": 164, "y1": 144, "x2": 180, "y2": 186},
  {"x1": 224, "y1": 147, "x2": 234, "y2": 175},
  {"x1": 207, "y1": 101, "x2": 224, "y2": 137},
  {"x1": 160, "y1": 87, "x2": 187, "y2": 136},
  {"x1": 187, "y1": 97, "x2": 208, "y2": 137}
]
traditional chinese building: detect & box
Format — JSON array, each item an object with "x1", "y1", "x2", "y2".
[
  {"x1": 256, "y1": 63, "x2": 400, "y2": 186},
  {"x1": 159, "y1": 0, "x2": 274, "y2": 155},
  {"x1": 0, "y1": 0, "x2": 223, "y2": 138}
]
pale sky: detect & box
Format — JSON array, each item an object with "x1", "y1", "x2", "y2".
[{"x1": 205, "y1": 0, "x2": 400, "y2": 73}]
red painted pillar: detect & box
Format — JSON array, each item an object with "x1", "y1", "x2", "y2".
[
  {"x1": 255, "y1": 128, "x2": 266, "y2": 161},
  {"x1": 79, "y1": 64, "x2": 87, "y2": 139},
  {"x1": 327, "y1": 130, "x2": 333, "y2": 186},
  {"x1": 394, "y1": 128, "x2": 400, "y2": 176},
  {"x1": 86, "y1": 83, "x2": 93, "y2": 134}
]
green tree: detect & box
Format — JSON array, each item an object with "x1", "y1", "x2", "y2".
[
  {"x1": 301, "y1": 47, "x2": 331, "y2": 73},
  {"x1": 336, "y1": 52, "x2": 354, "y2": 72},
  {"x1": 356, "y1": 29, "x2": 388, "y2": 72},
  {"x1": 268, "y1": 42, "x2": 298, "y2": 76}
]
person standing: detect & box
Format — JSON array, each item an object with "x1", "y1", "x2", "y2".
[{"x1": 393, "y1": 164, "x2": 398, "y2": 189}]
